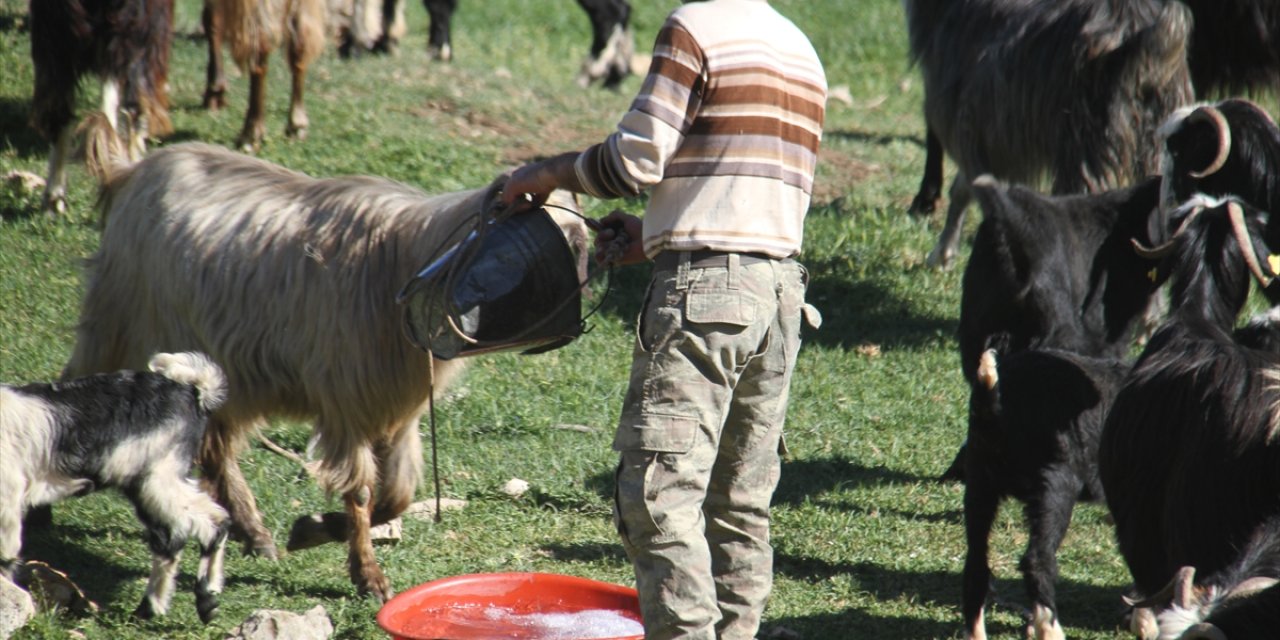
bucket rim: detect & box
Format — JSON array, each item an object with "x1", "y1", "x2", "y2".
[{"x1": 376, "y1": 571, "x2": 643, "y2": 640}]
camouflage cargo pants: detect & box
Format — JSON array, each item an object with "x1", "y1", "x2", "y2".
[{"x1": 613, "y1": 251, "x2": 812, "y2": 640}]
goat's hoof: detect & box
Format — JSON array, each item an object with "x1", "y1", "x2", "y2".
[
  {"x1": 358, "y1": 576, "x2": 395, "y2": 603},
  {"x1": 202, "y1": 89, "x2": 226, "y2": 111},
  {"x1": 133, "y1": 600, "x2": 157, "y2": 620},
  {"x1": 909, "y1": 195, "x2": 941, "y2": 217},
  {"x1": 41, "y1": 194, "x2": 66, "y2": 219},
  {"x1": 251, "y1": 542, "x2": 280, "y2": 560},
  {"x1": 196, "y1": 594, "x2": 219, "y2": 623},
  {"x1": 235, "y1": 130, "x2": 265, "y2": 154},
  {"x1": 286, "y1": 124, "x2": 308, "y2": 141},
  {"x1": 925, "y1": 244, "x2": 954, "y2": 270},
  {"x1": 428, "y1": 44, "x2": 452, "y2": 63}
]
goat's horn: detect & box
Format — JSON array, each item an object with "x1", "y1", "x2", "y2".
[
  {"x1": 1181, "y1": 623, "x2": 1229, "y2": 640},
  {"x1": 1124, "y1": 566, "x2": 1197, "y2": 608},
  {"x1": 1187, "y1": 105, "x2": 1231, "y2": 179},
  {"x1": 1227, "y1": 576, "x2": 1280, "y2": 601},
  {"x1": 1227, "y1": 201, "x2": 1275, "y2": 289},
  {"x1": 1131, "y1": 237, "x2": 1175, "y2": 259},
  {"x1": 1132, "y1": 202, "x2": 1207, "y2": 258}
]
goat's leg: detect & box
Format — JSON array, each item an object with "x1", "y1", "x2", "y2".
[
  {"x1": 194, "y1": 524, "x2": 229, "y2": 623},
  {"x1": 134, "y1": 467, "x2": 233, "y2": 621},
  {"x1": 372, "y1": 0, "x2": 406, "y2": 55},
  {"x1": 910, "y1": 126, "x2": 945, "y2": 216},
  {"x1": 134, "y1": 551, "x2": 182, "y2": 619},
  {"x1": 41, "y1": 125, "x2": 74, "y2": 218},
  {"x1": 926, "y1": 172, "x2": 973, "y2": 269},
  {"x1": 200, "y1": 418, "x2": 278, "y2": 559},
  {"x1": 346, "y1": 484, "x2": 392, "y2": 601},
  {"x1": 0, "y1": 499, "x2": 23, "y2": 582},
  {"x1": 236, "y1": 50, "x2": 270, "y2": 152},
  {"x1": 134, "y1": 489, "x2": 185, "y2": 621},
  {"x1": 285, "y1": 39, "x2": 310, "y2": 140},
  {"x1": 423, "y1": 0, "x2": 456, "y2": 61},
  {"x1": 1018, "y1": 482, "x2": 1077, "y2": 640},
  {"x1": 962, "y1": 480, "x2": 999, "y2": 640},
  {"x1": 287, "y1": 418, "x2": 420, "y2": 549},
  {"x1": 202, "y1": 0, "x2": 227, "y2": 111}
]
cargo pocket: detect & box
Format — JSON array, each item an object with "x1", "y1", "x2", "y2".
[
  {"x1": 612, "y1": 414, "x2": 700, "y2": 453},
  {"x1": 686, "y1": 291, "x2": 757, "y2": 327}
]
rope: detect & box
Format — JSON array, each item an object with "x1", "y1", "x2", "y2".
[{"x1": 409, "y1": 196, "x2": 631, "y2": 522}]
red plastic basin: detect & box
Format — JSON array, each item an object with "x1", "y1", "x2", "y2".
[{"x1": 376, "y1": 572, "x2": 644, "y2": 640}]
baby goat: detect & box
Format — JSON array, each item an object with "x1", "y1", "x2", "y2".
[
  {"x1": 961, "y1": 339, "x2": 1130, "y2": 640},
  {"x1": 0, "y1": 353, "x2": 230, "y2": 622}
]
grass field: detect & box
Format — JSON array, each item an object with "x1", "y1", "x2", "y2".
[{"x1": 0, "y1": 1, "x2": 1148, "y2": 638}]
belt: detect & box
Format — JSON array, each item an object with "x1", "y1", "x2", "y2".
[{"x1": 652, "y1": 250, "x2": 776, "y2": 271}]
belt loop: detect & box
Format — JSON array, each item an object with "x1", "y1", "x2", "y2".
[
  {"x1": 727, "y1": 253, "x2": 740, "y2": 290},
  {"x1": 675, "y1": 251, "x2": 691, "y2": 290}
]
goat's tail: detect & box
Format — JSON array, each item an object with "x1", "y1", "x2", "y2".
[
  {"x1": 149, "y1": 352, "x2": 229, "y2": 413},
  {"x1": 76, "y1": 111, "x2": 131, "y2": 185},
  {"x1": 972, "y1": 334, "x2": 1008, "y2": 417}
]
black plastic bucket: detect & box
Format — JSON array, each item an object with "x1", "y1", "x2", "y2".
[{"x1": 397, "y1": 208, "x2": 584, "y2": 359}]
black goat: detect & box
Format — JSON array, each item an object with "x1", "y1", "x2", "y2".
[
  {"x1": 902, "y1": 0, "x2": 1193, "y2": 268},
  {"x1": 909, "y1": 1, "x2": 1280, "y2": 228},
  {"x1": 940, "y1": 174, "x2": 1167, "y2": 481},
  {"x1": 1179, "y1": 0, "x2": 1280, "y2": 98},
  {"x1": 29, "y1": 0, "x2": 174, "y2": 217},
  {"x1": 1099, "y1": 196, "x2": 1280, "y2": 637},
  {"x1": 961, "y1": 341, "x2": 1129, "y2": 640},
  {"x1": 1159, "y1": 99, "x2": 1280, "y2": 251},
  {"x1": 0, "y1": 353, "x2": 230, "y2": 622},
  {"x1": 957, "y1": 174, "x2": 1167, "y2": 384}
]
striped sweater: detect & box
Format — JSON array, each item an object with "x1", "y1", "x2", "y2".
[{"x1": 573, "y1": 0, "x2": 827, "y2": 259}]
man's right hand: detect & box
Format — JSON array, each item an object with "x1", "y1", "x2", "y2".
[{"x1": 592, "y1": 210, "x2": 646, "y2": 266}]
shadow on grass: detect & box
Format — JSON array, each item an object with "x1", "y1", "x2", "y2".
[
  {"x1": 775, "y1": 455, "x2": 931, "y2": 505},
  {"x1": 0, "y1": 97, "x2": 45, "y2": 161},
  {"x1": 823, "y1": 128, "x2": 929, "y2": 151},
  {"x1": 802, "y1": 261, "x2": 956, "y2": 351},
  {"x1": 19, "y1": 519, "x2": 144, "y2": 609},
  {"x1": 538, "y1": 540, "x2": 629, "y2": 566},
  {"x1": 772, "y1": 554, "x2": 1129, "y2": 638}
]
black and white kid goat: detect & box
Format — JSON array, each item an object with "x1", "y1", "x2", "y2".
[{"x1": 0, "y1": 352, "x2": 230, "y2": 622}]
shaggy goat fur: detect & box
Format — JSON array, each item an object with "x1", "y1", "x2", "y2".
[
  {"x1": 29, "y1": 0, "x2": 175, "y2": 217},
  {"x1": 1099, "y1": 197, "x2": 1280, "y2": 637},
  {"x1": 63, "y1": 142, "x2": 586, "y2": 601},
  {"x1": 1159, "y1": 99, "x2": 1280, "y2": 258},
  {"x1": 1, "y1": 352, "x2": 229, "y2": 622},
  {"x1": 201, "y1": 0, "x2": 327, "y2": 151},
  {"x1": 902, "y1": 0, "x2": 1194, "y2": 268}
]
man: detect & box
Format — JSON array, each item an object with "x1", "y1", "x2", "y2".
[{"x1": 501, "y1": 1, "x2": 825, "y2": 637}]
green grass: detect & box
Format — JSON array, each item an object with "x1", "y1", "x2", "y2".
[{"x1": 0, "y1": 1, "x2": 1149, "y2": 638}]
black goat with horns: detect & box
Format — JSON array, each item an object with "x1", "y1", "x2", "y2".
[{"x1": 1100, "y1": 194, "x2": 1280, "y2": 640}]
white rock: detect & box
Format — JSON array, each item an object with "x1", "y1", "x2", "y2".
[
  {"x1": 403, "y1": 498, "x2": 468, "y2": 521},
  {"x1": 501, "y1": 478, "x2": 530, "y2": 497},
  {"x1": 371, "y1": 517, "x2": 403, "y2": 544},
  {"x1": 225, "y1": 605, "x2": 333, "y2": 640},
  {"x1": 0, "y1": 579, "x2": 34, "y2": 640}
]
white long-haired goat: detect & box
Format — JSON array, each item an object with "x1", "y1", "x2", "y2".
[{"x1": 63, "y1": 141, "x2": 587, "y2": 601}]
